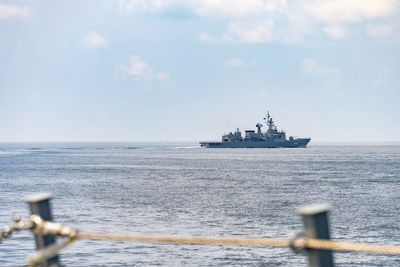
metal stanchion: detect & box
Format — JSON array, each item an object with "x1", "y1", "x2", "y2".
[
  {"x1": 25, "y1": 193, "x2": 60, "y2": 267},
  {"x1": 298, "y1": 203, "x2": 334, "y2": 267}
]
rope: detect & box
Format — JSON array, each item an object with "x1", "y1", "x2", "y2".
[
  {"x1": 0, "y1": 215, "x2": 32, "y2": 243},
  {"x1": 76, "y1": 232, "x2": 400, "y2": 255},
  {"x1": 3, "y1": 215, "x2": 400, "y2": 258},
  {"x1": 300, "y1": 239, "x2": 400, "y2": 255},
  {"x1": 26, "y1": 236, "x2": 76, "y2": 266},
  {"x1": 78, "y1": 232, "x2": 289, "y2": 246}
]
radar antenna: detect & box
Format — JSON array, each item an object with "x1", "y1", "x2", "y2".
[{"x1": 256, "y1": 123, "x2": 263, "y2": 134}]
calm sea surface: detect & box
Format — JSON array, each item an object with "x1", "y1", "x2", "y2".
[{"x1": 1, "y1": 143, "x2": 400, "y2": 266}]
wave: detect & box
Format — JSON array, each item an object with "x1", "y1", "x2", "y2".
[
  {"x1": 0, "y1": 150, "x2": 33, "y2": 157},
  {"x1": 171, "y1": 146, "x2": 200, "y2": 149}
]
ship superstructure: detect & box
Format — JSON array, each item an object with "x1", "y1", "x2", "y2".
[{"x1": 200, "y1": 112, "x2": 310, "y2": 148}]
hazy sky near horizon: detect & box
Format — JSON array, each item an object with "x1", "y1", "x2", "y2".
[{"x1": 1, "y1": 0, "x2": 399, "y2": 142}]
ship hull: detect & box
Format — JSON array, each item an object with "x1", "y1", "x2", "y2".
[{"x1": 200, "y1": 138, "x2": 311, "y2": 148}]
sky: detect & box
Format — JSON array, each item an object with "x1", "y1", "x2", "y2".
[{"x1": 0, "y1": 0, "x2": 399, "y2": 142}]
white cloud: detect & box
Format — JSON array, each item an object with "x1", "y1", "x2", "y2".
[
  {"x1": 82, "y1": 31, "x2": 108, "y2": 49},
  {"x1": 192, "y1": 0, "x2": 284, "y2": 18},
  {"x1": 116, "y1": 0, "x2": 285, "y2": 18},
  {"x1": 259, "y1": 89, "x2": 268, "y2": 97},
  {"x1": 301, "y1": 58, "x2": 341, "y2": 77},
  {"x1": 229, "y1": 19, "x2": 274, "y2": 43},
  {"x1": 301, "y1": 58, "x2": 318, "y2": 74},
  {"x1": 116, "y1": 0, "x2": 181, "y2": 13},
  {"x1": 197, "y1": 33, "x2": 213, "y2": 42},
  {"x1": 155, "y1": 72, "x2": 170, "y2": 81},
  {"x1": 366, "y1": 24, "x2": 393, "y2": 38},
  {"x1": 0, "y1": 3, "x2": 31, "y2": 19},
  {"x1": 323, "y1": 26, "x2": 346, "y2": 39},
  {"x1": 225, "y1": 58, "x2": 243, "y2": 67},
  {"x1": 115, "y1": 0, "x2": 400, "y2": 42},
  {"x1": 224, "y1": 58, "x2": 256, "y2": 68},
  {"x1": 124, "y1": 55, "x2": 153, "y2": 79},
  {"x1": 306, "y1": 0, "x2": 397, "y2": 24},
  {"x1": 301, "y1": 58, "x2": 341, "y2": 86},
  {"x1": 120, "y1": 55, "x2": 170, "y2": 82},
  {"x1": 197, "y1": 33, "x2": 233, "y2": 43}
]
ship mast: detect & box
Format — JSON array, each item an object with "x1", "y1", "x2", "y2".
[{"x1": 265, "y1": 111, "x2": 275, "y2": 131}]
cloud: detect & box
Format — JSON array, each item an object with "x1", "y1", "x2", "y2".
[
  {"x1": 120, "y1": 55, "x2": 170, "y2": 82},
  {"x1": 225, "y1": 58, "x2": 243, "y2": 67},
  {"x1": 323, "y1": 26, "x2": 346, "y2": 39},
  {"x1": 259, "y1": 89, "x2": 268, "y2": 97},
  {"x1": 197, "y1": 33, "x2": 213, "y2": 42},
  {"x1": 192, "y1": 0, "x2": 284, "y2": 18},
  {"x1": 229, "y1": 19, "x2": 275, "y2": 43},
  {"x1": 115, "y1": 0, "x2": 178, "y2": 13},
  {"x1": 82, "y1": 31, "x2": 108, "y2": 49},
  {"x1": 124, "y1": 55, "x2": 153, "y2": 79},
  {"x1": 115, "y1": 0, "x2": 400, "y2": 42},
  {"x1": 366, "y1": 24, "x2": 393, "y2": 38},
  {"x1": 301, "y1": 58, "x2": 319, "y2": 74},
  {"x1": 155, "y1": 72, "x2": 170, "y2": 81},
  {"x1": 301, "y1": 58, "x2": 341, "y2": 86},
  {"x1": 301, "y1": 58, "x2": 341, "y2": 77},
  {"x1": 224, "y1": 58, "x2": 256, "y2": 68},
  {"x1": 0, "y1": 3, "x2": 31, "y2": 19},
  {"x1": 197, "y1": 33, "x2": 233, "y2": 43},
  {"x1": 116, "y1": 0, "x2": 285, "y2": 18},
  {"x1": 306, "y1": 0, "x2": 397, "y2": 24}
]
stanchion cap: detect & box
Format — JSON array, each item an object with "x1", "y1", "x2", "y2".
[
  {"x1": 297, "y1": 203, "x2": 331, "y2": 215},
  {"x1": 24, "y1": 193, "x2": 53, "y2": 203}
]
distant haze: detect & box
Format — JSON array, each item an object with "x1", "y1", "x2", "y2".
[{"x1": 1, "y1": 1, "x2": 399, "y2": 142}]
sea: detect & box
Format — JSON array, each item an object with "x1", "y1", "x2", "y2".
[{"x1": 0, "y1": 142, "x2": 400, "y2": 266}]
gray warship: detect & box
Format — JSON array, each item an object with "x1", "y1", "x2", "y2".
[{"x1": 200, "y1": 112, "x2": 311, "y2": 148}]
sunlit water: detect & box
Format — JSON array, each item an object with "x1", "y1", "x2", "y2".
[{"x1": 1, "y1": 143, "x2": 400, "y2": 266}]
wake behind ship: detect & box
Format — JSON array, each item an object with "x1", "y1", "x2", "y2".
[{"x1": 200, "y1": 112, "x2": 310, "y2": 148}]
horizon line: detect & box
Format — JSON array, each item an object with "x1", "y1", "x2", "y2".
[{"x1": 1, "y1": 141, "x2": 400, "y2": 145}]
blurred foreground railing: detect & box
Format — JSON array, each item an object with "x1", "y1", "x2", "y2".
[{"x1": 1, "y1": 193, "x2": 400, "y2": 267}]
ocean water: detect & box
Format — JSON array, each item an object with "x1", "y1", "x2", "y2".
[{"x1": 0, "y1": 143, "x2": 400, "y2": 266}]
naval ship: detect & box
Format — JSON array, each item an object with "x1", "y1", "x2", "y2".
[{"x1": 200, "y1": 112, "x2": 311, "y2": 148}]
